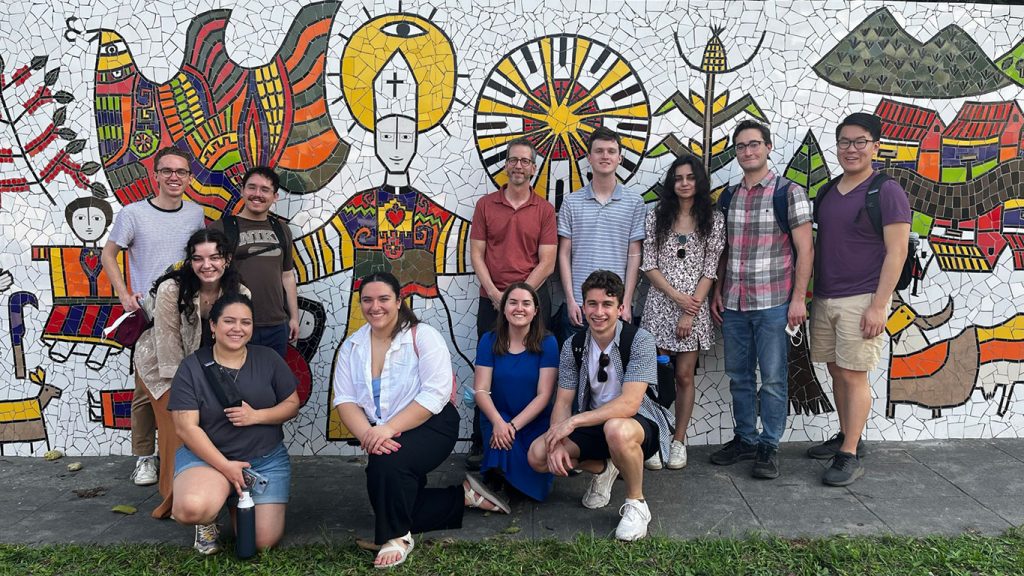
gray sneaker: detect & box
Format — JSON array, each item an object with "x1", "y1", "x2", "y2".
[
  {"x1": 822, "y1": 451, "x2": 864, "y2": 486},
  {"x1": 751, "y1": 443, "x2": 779, "y2": 479},
  {"x1": 582, "y1": 459, "x2": 619, "y2": 509},
  {"x1": 193, "y1": 523, "x2": 221, "y2": 555},
  {"x1": 807, "y1": 432, "x2": 865, "y2": 460}
]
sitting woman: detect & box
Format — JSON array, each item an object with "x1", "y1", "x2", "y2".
[
  {"x1": 474, "y1": 282, "x2": 557, "y2": 501},
  {"x1": 169, "y1": 293, "x2": 299, "y2": 555},
  {"x1": 334, "y1": 271, "x2": 509, "y2": 569},
  {"x1": 134, "y1": 228, "x2": 248, "y2": 520}
]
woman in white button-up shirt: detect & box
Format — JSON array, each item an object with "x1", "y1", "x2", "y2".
[{"x1": 333, "y1": 272, "x2": 509, "y2": 569}]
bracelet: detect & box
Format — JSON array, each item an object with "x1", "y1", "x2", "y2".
[
  {"x1": 508, "y1": 421, "x2": 518, "y2": 432},
  {"x1": 473, "y1": 389, "x2": 491, "y2": 395}
]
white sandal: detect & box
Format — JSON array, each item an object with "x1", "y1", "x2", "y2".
[
  {"x1": 374, "y1": 532, "x2": 413, "y2": 569},
  {"x1": 464, "y1": 474, "x2": 511, "y2": 514}
]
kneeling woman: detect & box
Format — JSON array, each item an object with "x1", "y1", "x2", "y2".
[
  {"x1": 169, "y1": 293, "x2": 299, "y2": 555},
  {"x1": 474, "y1": 282, "x2": 557, "y2": 501},
  {"x1": 334, "y1": 272, "x2": 509, "y2": 569}
]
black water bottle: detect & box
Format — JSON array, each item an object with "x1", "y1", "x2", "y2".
[{"x1": 236, "y1": 490, "x2": 256, "y2": 560}]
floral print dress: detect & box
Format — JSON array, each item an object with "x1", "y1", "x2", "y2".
[{"x1": 640, "y1": 209, "x2": 726, "y2": 352}]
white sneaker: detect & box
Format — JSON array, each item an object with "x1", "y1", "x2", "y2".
[
  {"x1": 131, "y1": 455, "x2": 158, "y2": 486},
  {"x1": 581, "y1": 459, "x2": 618, "y2": 509},
  {"x1": 643, "y1": 453, "x2": 662, "y2": 471},
  {"x1": 667, "y1": 440, "x2": 688, "y2": 470},
  {"x1": 615, "y1": 498, "x2": 651, "y2": 541}
]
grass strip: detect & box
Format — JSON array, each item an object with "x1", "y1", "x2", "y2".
[{"x1": 2, "y1": 528, "x2": 1023, "y2": 576}]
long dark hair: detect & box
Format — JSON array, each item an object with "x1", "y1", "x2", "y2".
[
  {"x1": 358, "y1": 271, "x2": 419, "y2": 339},
  {"x1": 654, "y1": 155, "x2": 713, "y2": 247},
  {"x1": 492, "y1": 282, "x2": 546, "y2": 355},
  {"x1": 150, "y1": 228, "x2": 242, "y2": 319}
]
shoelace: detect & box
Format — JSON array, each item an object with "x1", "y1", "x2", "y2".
[
  {"x1": 618, "y1": 501, "x2": 645, "y2": 521},
  {"x1": 831, "y1": 453, "x2": 853, "y2": 470},
  {"x1": 197, "y1": 524, "x2": 218, "y2": 542}
]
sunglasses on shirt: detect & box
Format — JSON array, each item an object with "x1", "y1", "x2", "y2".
[{"x1": 598, "y1": 352, "x2": 610, "y2": 383}]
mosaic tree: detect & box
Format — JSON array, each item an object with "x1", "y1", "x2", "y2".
[
  {"x1": 647, "y1": 26, "x2": 768, "y2": 191},
  {"x1": 0, "y1": 54, "x2": 102, "y2": 208},
  {"x1": 780, "y1": 131, "x2": 834, "y2": 416}
]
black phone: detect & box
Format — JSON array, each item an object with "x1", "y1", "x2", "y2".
[{"x1": 242, "y1": 467, "x2": 269, "y2": 495}]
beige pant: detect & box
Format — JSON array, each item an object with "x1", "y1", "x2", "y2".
[
  {"x1": 810, "y1": 293, "x2": 890, "y2": 372},
  {"x1": 131, "y1": 372, "x2": 156, "y2": 456}
]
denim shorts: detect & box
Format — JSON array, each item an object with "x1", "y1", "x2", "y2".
[{"x1": 174, "y1": 442, "x2": 291, "y2": 505}]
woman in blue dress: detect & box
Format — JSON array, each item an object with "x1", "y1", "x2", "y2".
[{"x1": 473, "y1": 282, "x2": 558, "y2": 501}]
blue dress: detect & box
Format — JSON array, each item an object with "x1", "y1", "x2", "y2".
[{"x1": 477, "y1": 331, "x2": 558, "y2": 501}]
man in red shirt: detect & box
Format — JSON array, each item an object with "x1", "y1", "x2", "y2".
[{"x1": 467, "y1": 137, "x2": 557, "y2": 468}]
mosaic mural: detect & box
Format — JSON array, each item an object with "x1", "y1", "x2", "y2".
[{"x1": 2, "y1": 1, "x2": 1024, "y2": 456}]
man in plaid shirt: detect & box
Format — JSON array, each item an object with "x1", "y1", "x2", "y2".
[{"x1": 710, "y1": 120, "x2": 814, "y2": 479}]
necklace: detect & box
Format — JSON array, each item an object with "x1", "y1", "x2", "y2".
[{"x1": 213, "y1": 346, "x2": 247, "y2": 371}]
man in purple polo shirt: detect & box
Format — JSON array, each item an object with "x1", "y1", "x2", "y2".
[
  {"x1": 466, "y1": 137, "x2": 557, "y2": 469},
  {"x1": 807, "y1": 113, "x2": 911, "y2": 486}
]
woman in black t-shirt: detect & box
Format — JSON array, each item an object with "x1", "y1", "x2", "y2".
[{"x1": 169, "y1": 293, "x2": 299, "y2": 555}]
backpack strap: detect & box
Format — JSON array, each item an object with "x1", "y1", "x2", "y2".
[
  {"x1": 717, "y1": 183, "x2": 739, "y2": 219},
  {"x1": 863, "y1": 172, "x2": 892, "y2": 238},
  {"x1": 617, "y1": 321, "x2": 636, "y2": 372},
  {"x1": 267, "y1": 216, "x2": 294, "y2": 269},
  {"x1": 195, "y1": 346, "x2": 243, "y2": 408},
  {"x1": 221, "y1": 214, "x2": 240, "y2": 252},
  {"x1": 772, "y1": 178, "x2": 792, "y2": 235}
]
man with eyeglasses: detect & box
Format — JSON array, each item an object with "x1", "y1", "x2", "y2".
[
  {"x1": 466, "y1": 137, "x2": 557, "y2": 469},
  {"x1": 102, "y1": 146, "x2": 205, "y2": 487},
  {"x1": 209, "y1": 166, "x2": 298, "y2": 358},
  {"x1": 557, "y1": 127, "x2": 646, "y2": 344},
  {"x1": 528, "y1": 270, "x2": 670, "y2": 541},
  {"x1": 710, "y1": 120, "x2": 814, "y2": 480},
  {"x1": 807, "y1": 113, "x2": 911, "y2": 486}
]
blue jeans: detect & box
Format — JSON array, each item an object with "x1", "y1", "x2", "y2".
[
  {"x1": 252, "y1": 322, "x2": 289, "y2": 358},
  {"x1": 722, "y1": 304, "x2": 789, "y2": 448}
]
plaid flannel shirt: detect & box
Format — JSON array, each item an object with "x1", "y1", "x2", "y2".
[{"x1": 721, "y1": 171, "x2": 812, "y2": 311}]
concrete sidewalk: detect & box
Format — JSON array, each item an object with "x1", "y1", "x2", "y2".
[{"x1": 2, "y1": 439, "x2": 1023, "y2": 547}]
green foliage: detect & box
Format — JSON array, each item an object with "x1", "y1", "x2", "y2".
[{"x1": 4, "y1": 530, "x2": 1024, "y2": 576}]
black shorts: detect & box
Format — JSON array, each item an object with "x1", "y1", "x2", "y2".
[{"x1": 567, "y1": 414, "x2": 659, "y2": 462}]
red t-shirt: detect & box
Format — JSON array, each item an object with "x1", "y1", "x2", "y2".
[{"x1": 470, "y1": 187, "x2": 557, "y2": 296}]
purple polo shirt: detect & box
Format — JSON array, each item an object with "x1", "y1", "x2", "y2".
[{"x1": 814, "y1": 172, "x2": 912, "y2": 298}]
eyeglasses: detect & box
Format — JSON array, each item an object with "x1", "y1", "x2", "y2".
[
  {"x1": 507, "y1": 157, "x2": 535, "y2": 167},
  {"x1": 734, "y1": 140, "x2": 764, "y2": 153},
  {"x1": 157, "y1": 168, "x2": 191, "y2": 178},
  {"x1": 837, "y1": 138, "x2": 875, "y2": 151},
  {"x1": 597, "y1": 352, "x2": 610, "y2": 383}
]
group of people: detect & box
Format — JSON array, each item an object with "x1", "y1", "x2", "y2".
[{"x1": 101, "y1": 111, "x2": 910, "y2": 567}]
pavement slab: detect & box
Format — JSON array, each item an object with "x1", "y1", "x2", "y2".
[{"x1": 0, "y1": 439, "x2": 1021, "y2": 548}]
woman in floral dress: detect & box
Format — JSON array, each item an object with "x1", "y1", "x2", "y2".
[{"x1": 640, "y1": 156, "x2": 725, "y2": 470}]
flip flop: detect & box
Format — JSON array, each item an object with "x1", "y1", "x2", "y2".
[
  {"x1": 374, "y1": 532, "x2": 413, "y2": 569},
  {"x1": 464, "y1": 474, "x2": 511, "y2": 514}
]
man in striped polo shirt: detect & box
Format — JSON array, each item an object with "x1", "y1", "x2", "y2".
[{"x1": 557, "y1": 128, "x2": 646, "y2": 344}]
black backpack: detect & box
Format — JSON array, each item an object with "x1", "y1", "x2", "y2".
[
  {"x1": 570, "y1": 323, "x2": 676, "y2": 409},
  {"x1": 813, "y1": 172, "x2": 917, "y2": 291},
  {"x1": 220, "y1": 213, "x2": 294, "y2": 267}
]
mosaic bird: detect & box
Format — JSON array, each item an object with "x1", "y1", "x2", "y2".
[{"x1": 91, "y1": 1, "x2": 348, "y2": 218}]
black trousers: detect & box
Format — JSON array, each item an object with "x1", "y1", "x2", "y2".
[{"x1": 367, "y1": 403, "x2": 464, "y2": 544}]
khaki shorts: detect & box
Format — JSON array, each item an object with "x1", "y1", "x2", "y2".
[{"x1": 810, "y1": 293, "x2": 889, "y2": 371}]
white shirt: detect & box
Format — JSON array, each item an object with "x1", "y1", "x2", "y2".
[
  {"x1": 587, "y1": 337, "x2": 621, "y2": 410},
  {"x1": 332, "y1": 323, "x2": 454, "y2": 423}
]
